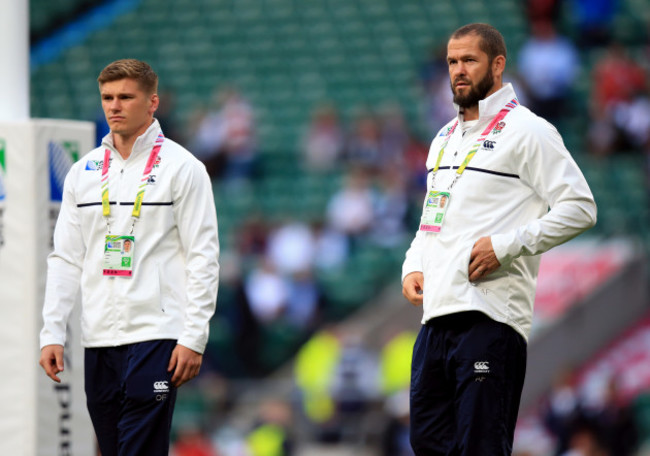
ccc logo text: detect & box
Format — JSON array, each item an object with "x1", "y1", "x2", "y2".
[
  {"x1": 482, "y1": 140, "x2": 496, "y2": 150},
  {"x1": 153, "y1": 381, "x2": 169, "y2": 392},
  {"x1": 474, "y1": 361, "x2": 489, "y2": 371}
]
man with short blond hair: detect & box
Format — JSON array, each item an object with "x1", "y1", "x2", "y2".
[
  {"x1": 96, "y1": 58, "x2": 159, "y2": 93},
  {"x1": 39, "y1": 59, "x2": 220, "y2": 455}
]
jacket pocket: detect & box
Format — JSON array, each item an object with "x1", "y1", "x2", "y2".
[
  {"x1": 157, "y1": 262, "x2": 183, "y2": 314},
  {"x1": 157, "y1": 263, "x2": 167, "y2": 313},
  {"x1": 460, "y1": 241, "x2": 474, "y2": 282}
]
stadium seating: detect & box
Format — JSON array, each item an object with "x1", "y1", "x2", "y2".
[{"x1": 30, "y1": 0, "x2": 95, "y2": 39}]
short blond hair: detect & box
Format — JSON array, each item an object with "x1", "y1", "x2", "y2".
[{"x1": 97, "y1": 59, "x2": 158, "y2": 94}]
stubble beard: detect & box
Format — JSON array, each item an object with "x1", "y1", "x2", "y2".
[{"x1": 451, "y1": 66, "x2": 495, "y2": 109}]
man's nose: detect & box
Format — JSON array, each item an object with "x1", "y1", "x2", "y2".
[
  {"x1": 109, "y1": 99, "x2": 121, "y2": 111},
  {"x1": 452, "y1": 62, "x2": 467, "y2": 78}
]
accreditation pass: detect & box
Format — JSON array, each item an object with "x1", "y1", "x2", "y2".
[
  {"x1": 420, "y1": 190, "x2": 450, "y2": 233},
  {"x1": 103, "y1": 235, "x2": 135, "y2": 277}
]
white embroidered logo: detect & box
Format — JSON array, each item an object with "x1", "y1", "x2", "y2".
[
  {"x1": 474, "y1": 361, "x2": 490, "y2": 373},
  {"x1": 153, "y1": 381, "x2": 169, "y2": 393}
]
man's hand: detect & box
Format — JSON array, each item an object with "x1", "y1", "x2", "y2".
[
  {"x1": 403, "y1": 271, "x2": 424, "y2": 306},
  {"x1": 468, "y1": 236, "x2": 501, "y2": 282},
  {"x1": 39, "y1": 345, "x2": 64, "y2": 383},
  {"x1": 168, "y1": 344, "x2": 203, "y2": 388}
]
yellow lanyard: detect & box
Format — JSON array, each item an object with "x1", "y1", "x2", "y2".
[
  {"x1": 101, "y1": 132, "x2": 164, "y2": 223},
  {"x1": 431, "y1": 98, "x2": 519, "y2": 189},
  {"x1": 432, "y1": 121, "x2": 459, "y2": 174}
]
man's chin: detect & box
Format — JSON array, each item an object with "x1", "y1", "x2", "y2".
[
  {"x1": 109, "y1": 126, "x2": 126, "y2": 135},
  {"x1": 453, "y1": 96, "x2": 476, "y2": 109}
]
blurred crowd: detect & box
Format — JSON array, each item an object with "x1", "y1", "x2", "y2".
[
  {"x1": 169, "y1": 326, "x2": 418, "y2": 456},
  {"x1": 172, "y1": 83, "x2": 429, "y2": 381},
  {"x1": 543, "y1": 371, "x2": 638, "y2": 456},
  {"x1": 514, "y1": 370, "x2": 642, "y2": 456}
]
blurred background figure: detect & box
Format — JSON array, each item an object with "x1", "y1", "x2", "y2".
[
  {"x1": 172, "y1": 422, "x2": 220, "y2": 456},
  {"x1": 542, "y1": 369, "x2": 585, "y2": 455},
  {"x1": 328, "y1": 329, "x2": 380, "y2": 443},
  {"x1": 156, "y1": 89, "x2": 181, "y2": 142},
  {"x1": 559, "y1": 422, "x2": 609, "y2": 456},
  {"x1": 293, "y1": 326, "x2": 342, "y2": 441},
  {"x1": 344, "y1": 110, "x2": 382, "y2": 174},
  {"x1": 525, "y1": 0, "x2": 562, "y2": 26},
  {"x1": 589, "y1": 376, "x2": 639, "y2": 456},
  {"x1": 377, "y1": 103, "x2": 410, "y2": 170},
  {"x1": 244, "y1": 259, "x2": 290, "y2": 326},
  {"x1": 326, "y1": 169, "x2": 375, "y2": 245},
  {"x1": 379, "y1": 330, "x2": 418, "y2": 454},
  {"x1": 301, "y1": 103, "x2": 345, "y2": 172},
  {"x1": 266, "y1": 221, "x2": 315, "y2": 277},
  {"x1": 587, "y1": 42, "x2": 649, "y2": 156},
  {"x1": 518, "y1": 20, "x2": 579, "y2": 122},
  {"x1": 381, "y1": 390, "x2": 415, "y2": 456},
  {"x1": 569, "y1": 0, "x2": 616, "y2": 49},
  {"x1": 246, "y1": 400, "x2": 294, "y2": 456},
  {"x1": 378, "y1": 329, "x2": 417, "y2": 398},
  {"x1": 311, "y1": 220, "x2": 349, "y2": 272},
  {"x1": 189, "y1": 86, "x2": 257, "y2": 181},
  {"x1": 370, "y1": 169, "x2": 409, "y2": 248},
  {"x1": 418, "y1": 44, "x2": 457, "y2": 135}
]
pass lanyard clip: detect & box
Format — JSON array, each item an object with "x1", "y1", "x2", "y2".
[
  {"x1": 101, "y1": 132, "x2": 164, "y2": 233},
  {"x1": 431, "y1": 98, "x2": 518, "y2": 189}
]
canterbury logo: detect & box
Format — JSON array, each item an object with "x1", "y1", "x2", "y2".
[
  {"x1": 482, "y1": 140, "x2": 496, "y2": 149},
  {"x1": 474, "y1": 361, "x2": 489, "y2": 371},
  {"x1": 153, "y1": 381, "x2": 169, "y2": 392}
]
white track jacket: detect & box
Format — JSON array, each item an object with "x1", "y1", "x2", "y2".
[
  {"x1": 40, "y1": 120, "x2": 219, "y2": 353},
  {"x1": 402, "y1": 84, "x2": 596, "y2": 341}
]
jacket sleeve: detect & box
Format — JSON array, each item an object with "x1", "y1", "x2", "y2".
[
  {"x1": 402, "y1": 228, "x2": 426, "y2": 282},
  {"x1": 401, "y1": 134, "x2": 442, "y2": 282},
  {"x1": 491, "y1": 119, "x2": 597, "y2": 264},
  {"x1": 40, "y1": 166, "x2": 85, "y2": 348},
  {"x1": 172, "y1": 158, "x2": 220, "y2": 354}
]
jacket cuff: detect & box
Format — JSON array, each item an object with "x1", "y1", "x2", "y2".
[
  {"x1": 40, "y1": 335, "x2": 65, "y2": 350},
  {"x1": 177, "y1": 337, "x2": 207, "y2": 355},
  {"x1": 402, "y1": 265, "x2": 423, "y2": 284},
  {"x1": 491, "y1": 232, "x2": 521, "y2": 267}
]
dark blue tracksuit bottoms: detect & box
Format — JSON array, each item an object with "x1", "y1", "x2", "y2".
[
  {"x1": 410, "y1": 311, "x2": 527, "y2": 456},
  {"x1": 84, "y1": 339, "x2": 178, "y2": 456}
]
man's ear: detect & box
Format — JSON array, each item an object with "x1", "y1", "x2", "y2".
[
  {"x1": 149, "y1": 93, "x2": 159, "y2": 115},
  {"x1": 492, "y1": 55, "x2": 506, "y2": 80}
]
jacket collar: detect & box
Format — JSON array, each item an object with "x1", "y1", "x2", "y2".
[
  {"x1": 101, "y1": 118, "x2": 162, "y2": 159},
  {"x1": 455, "y1": 83, "x2": 518, "y2": 125}
]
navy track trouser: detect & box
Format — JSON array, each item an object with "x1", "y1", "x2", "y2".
[
  {"x1": 410, "y1": 311, "x2": 527, "y2": 456},
  {"x1": 85, "y1": 339, "x2": 178, "y2": 456}
]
